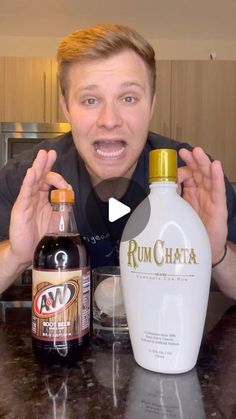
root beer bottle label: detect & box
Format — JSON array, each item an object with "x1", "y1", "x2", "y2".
[{"x1": 32, "y1": 267, "x2": 90, "y2": 343}]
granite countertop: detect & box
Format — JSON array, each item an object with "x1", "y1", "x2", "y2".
[{"x1": 0, "y1": 306, "x2": 236, "y2": 419}]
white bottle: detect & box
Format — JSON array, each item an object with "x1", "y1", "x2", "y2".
[{"x1": 119, "y1": 149, "x2": 211, "y2": 374}]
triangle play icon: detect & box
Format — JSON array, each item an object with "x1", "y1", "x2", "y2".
[{"x1": 108, "y1": 197, "x2": 131, "y2": 223}]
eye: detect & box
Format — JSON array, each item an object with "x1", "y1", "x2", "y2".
[
  {"x1": 83, "y1": 97, "x2": 98, "y2": 105},
  {"x1": 123, "y1": 96, "x2": 135, "y2": 103},
  {"x1": 122, "y1": 95, "x2": 138, "y2": 104}
]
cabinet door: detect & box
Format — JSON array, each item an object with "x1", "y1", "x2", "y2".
[
  {"x1": 149, "y1": 61, "x2": 171, "y2": 137},
  {"x1": 4, "y1": 57, "x2": 51, "y2": 122},
  {"x1": 51, "y1": 59, "x2": 68, "y2": 123},
  {"x1": 171, "y1": 61, "x2": 236, "y2": 181},
  {"x1": 0, "y1": 58, "x2": 4, "y2": 120}
]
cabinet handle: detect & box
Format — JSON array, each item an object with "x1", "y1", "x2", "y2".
[
  {"x1": 162, "y1": 123, "x2": 169, "y2": 137},
  {"x1": 176, "y1": 124, "x2": 182, "y2": 140},
  {"x1": 56, "y1": 73, "x2": 60, "y2": 122},
  {"x1": 43, "y1": 72, "x2": 46, "y2": 122}
]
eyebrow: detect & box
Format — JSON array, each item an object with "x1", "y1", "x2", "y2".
[
  {"x1": 77, "y1": 81, "x2": 145, "y2": 93},
  {"x1": 120, "y1": 81, "x2": 145, "y2": 90}
]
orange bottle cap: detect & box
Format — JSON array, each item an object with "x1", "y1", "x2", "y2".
[{"x1": 50, "y1": 188, "x2": 74, "y2": 203}]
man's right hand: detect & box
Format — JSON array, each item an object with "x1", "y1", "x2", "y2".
[{"x1": 0, "y1": 149, "x2": 71, "y2": 292}]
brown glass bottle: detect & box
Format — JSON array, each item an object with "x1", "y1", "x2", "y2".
[{"x1": 32, "y1": 189, "x2": 90, "y2": 362}]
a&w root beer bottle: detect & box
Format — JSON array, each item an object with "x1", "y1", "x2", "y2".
[{"x1": 32, "y1": 188, "x2": 90, "y2": 361}]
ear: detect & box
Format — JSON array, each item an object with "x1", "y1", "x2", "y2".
[{"x1": 60, "y1": 95, "x2": 70, "y2": 122}]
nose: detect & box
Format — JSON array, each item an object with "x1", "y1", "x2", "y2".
[{"x1": 97, "y1": 102, "x2": 122, "y2": 130}]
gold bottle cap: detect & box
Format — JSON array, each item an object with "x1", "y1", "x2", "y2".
[
  {"x1": 50, "y1": 188, "x2": 75, "y2": 203},
  {"x1": 149, "y1": 149, "x2": 177, "y2": 183}
]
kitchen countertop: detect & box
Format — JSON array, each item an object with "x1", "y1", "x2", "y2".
[{"x1": 0, "y1": 306, "x2": 236, "y2": 419}]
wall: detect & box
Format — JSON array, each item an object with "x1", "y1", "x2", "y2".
[
  {"x1": 0, "y1": 36, "x2": 58, "y2": 57},
  {"x1": 1, "y1": 35, "x2": 236, "y2": 60}
]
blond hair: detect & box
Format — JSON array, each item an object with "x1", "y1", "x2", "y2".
[{"x1": 57, "y1": 23, "x2": 156, "y2": 99}]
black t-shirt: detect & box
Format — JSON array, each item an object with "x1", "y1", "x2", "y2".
[{"x1": 0, "y1": 131, "x2": 235, "y2": 268}]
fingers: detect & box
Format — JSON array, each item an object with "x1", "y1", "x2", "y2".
[
  {"x1": 32, "y1": 149, "x2": 57, "y2": 177},
  {"x1": 179, "y1": 147, "x2": 211, "y2": 170},
  {"x1": 179, "y1": 146, "x2": 221, "y2": 180},
  {"x1": 179, "y1": 147, "x2": 226, "y2": 203},
  {"x1": 177, "y1": 166, "x2": 195, "y2": 186},
  {"x1": 180, "y1": 147, "x2": 209, "y2": 183},
  {"x1": 19, "y1": 150, "x2": 70, "y2": 199},
  {"x1": 42, "y1": 172, "x2": 71, "y2": 191},
  {"x1": 28, "y1": 149, "x2": 57, "y2": 184},
  {"x1": 210, "y1": 160, "x2": 226, "y2": 202},
  {"x1": 21, "y1": 150, "x2": 55, "y2": 189}
]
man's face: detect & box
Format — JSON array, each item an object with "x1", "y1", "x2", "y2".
[{"x1": 61, "y1": 49, "x2": 155, "y2": 185}]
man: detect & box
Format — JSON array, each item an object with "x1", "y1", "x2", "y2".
[{"x1": 0, "y1": 24, "x2": 235, "y2": 296}]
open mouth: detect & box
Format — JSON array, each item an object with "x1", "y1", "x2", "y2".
[{"x1": 94, "y1": 140, "x2": 126, "y2": 158}]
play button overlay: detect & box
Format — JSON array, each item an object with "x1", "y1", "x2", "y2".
[
  {"x1": 108, "y1": 198, "x2": 131, "y2": 222},
  {"x1": 85, "y1": 177, "x2": 151, "y2": 241}
]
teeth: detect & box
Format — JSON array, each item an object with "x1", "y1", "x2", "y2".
[{"x1": 96, "y1": 147, "x2": 125, "y2": 157}]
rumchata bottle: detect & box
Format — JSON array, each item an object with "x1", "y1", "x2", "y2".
[{"x1": 119, "y1": 149, "x2": 211, "y2": 373}]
